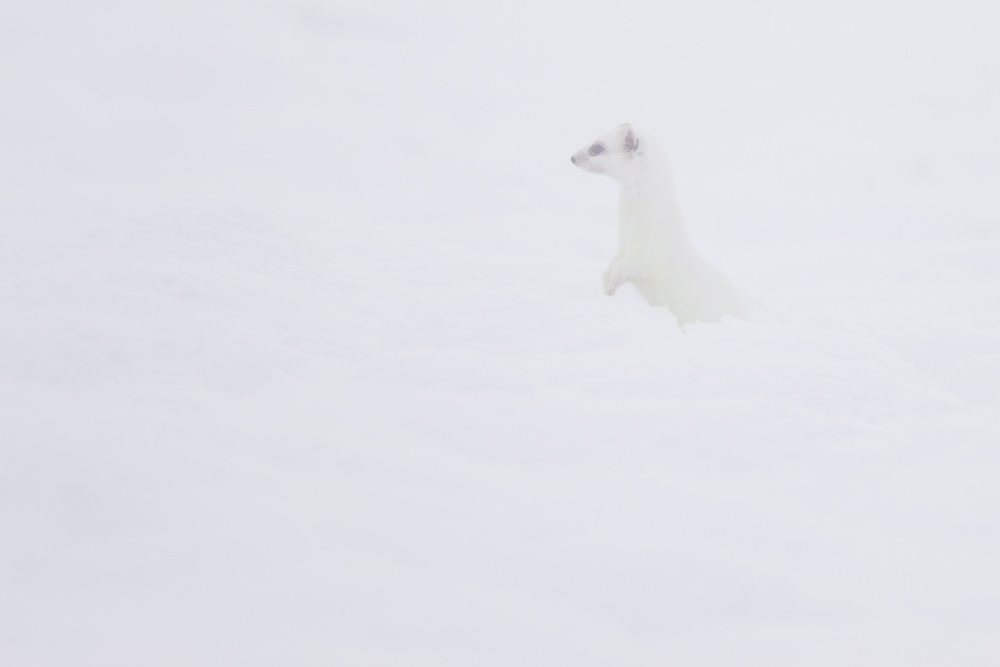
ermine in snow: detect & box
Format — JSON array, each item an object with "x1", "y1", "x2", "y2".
[{"x1": 571, "y1": 124, "x2": 745, "y2": 326}]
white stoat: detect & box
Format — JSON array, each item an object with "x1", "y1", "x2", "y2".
[{"x1": 571, "y1": 123, "x2": 745, "y2": 326}]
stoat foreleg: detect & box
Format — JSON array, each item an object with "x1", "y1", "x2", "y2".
[{"x1": 602, "y1": 250, "x2": 644, "y2": 296}]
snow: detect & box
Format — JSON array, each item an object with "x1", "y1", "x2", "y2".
[{"x1": 2, "y1": 1, "x2": 999, "y2": 665}]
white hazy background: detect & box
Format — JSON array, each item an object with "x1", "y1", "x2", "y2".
[{"x1": 2, "y1": 1, "x2": 999, "y2": 665}]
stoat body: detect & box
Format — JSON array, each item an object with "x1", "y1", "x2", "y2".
[{"x1": 571, "y1": 124, "x2": 745, "y2": 326}]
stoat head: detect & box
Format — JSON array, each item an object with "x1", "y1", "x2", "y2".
[{"x1": 570, "y1": 123, "x2": 644, "y2": 179}]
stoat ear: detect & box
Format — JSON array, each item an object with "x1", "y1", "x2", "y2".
[{"x1": 623, "y1": 126, "x2": 640, "y2": 154}]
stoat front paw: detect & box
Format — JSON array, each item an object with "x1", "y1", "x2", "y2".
[{"x1": 602, "y1": 265, "x2": 625, "y2": 296}]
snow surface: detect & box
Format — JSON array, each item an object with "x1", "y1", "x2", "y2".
[{"x1": 2, "y1": 1, "x2": 999, "y2": 665}]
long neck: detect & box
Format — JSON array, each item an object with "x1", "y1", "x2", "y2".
[{"x1": 617, "y1": 159, "x2": 692, "y2": 253}]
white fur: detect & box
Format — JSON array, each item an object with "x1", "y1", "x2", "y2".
[{"x1": 571, "y1": 124, "x2": 745, "y2": 326}]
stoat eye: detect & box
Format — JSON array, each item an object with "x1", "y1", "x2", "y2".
[{"x1": 589, "y1": 144, "x2": 604, "y2": 155}]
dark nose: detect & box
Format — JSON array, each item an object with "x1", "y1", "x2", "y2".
[{"x1": 570, "y1": 155, "x2": 576, "y2": 164}]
